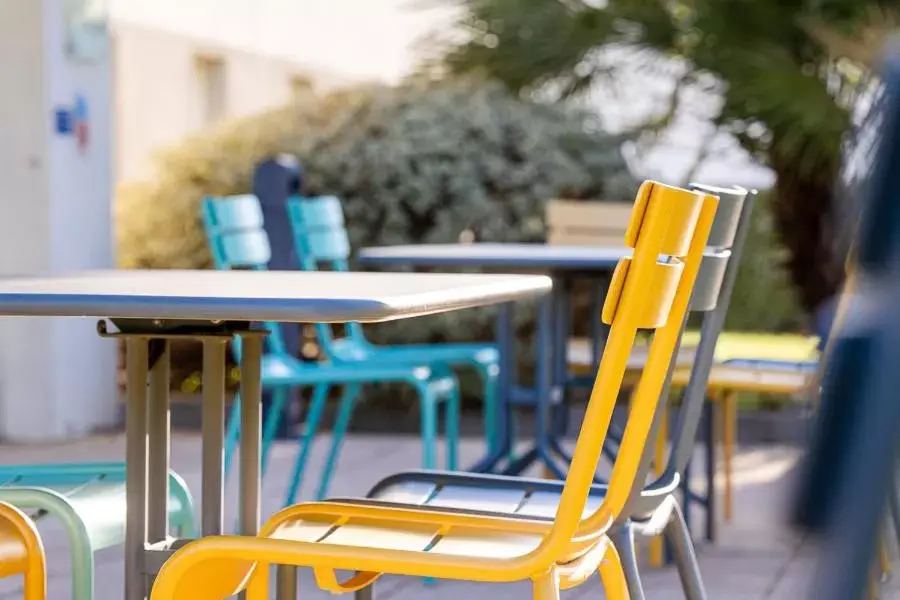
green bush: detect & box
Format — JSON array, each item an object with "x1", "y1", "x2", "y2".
[
  {"x1": 116, "y1": 78, "x2": 801, "y2": 402},
  {"x1": 725, "y1": 191, "x2": 804, "y2": 332}
]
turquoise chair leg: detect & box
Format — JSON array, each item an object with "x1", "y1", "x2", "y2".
[
  {"x1": 315, "y1": 383, "x2": 362, "y2": 500},
  {"x1": 480, "y1": 366, "x2": 500, "y2": 456},
  {"x1": 225, "y1": 388, "x2": 289, "y2": 478},
  {"x1": 168, "y1": 471, "x2": 198, "y2": 538},
  {"x1": 284, "y1": 384, "x2": 330, "y2": 506},
  {"x1": 261, "y1": 387, "x2": 290, "y2": 475},
  {"x1": 445, "y1": 385, "x2": 460, "y2": 471},
  {"x1": 0, "y1": 487, "x2": 94, "y2": 600},
  {"x1": 419, "y1": 384, "x2": 438, "y2": 470}
]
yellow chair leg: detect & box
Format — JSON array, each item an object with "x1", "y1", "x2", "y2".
[
  {"x1": 869, "y1": 567, "x2": 880, "y2": 600},
  {"x1": 0, "y1": 502, "x2": 46, "y2": 600},
  {"x1": 721, "y1": 391, "x2": 736, "y2": 523},
  {"x1": 648, "y1": 403, "x2": 668, "y2": 567},
  {"x1": 599, "y1": 543, "x2": 630, "y2": 600},
  {"x1": 532, "y1": 568, "x2": 560, "y2": 600},
  {"x1": 880, "y1": 534, "x2": 892, "y2": 580},
  {"x1": 246, "y1": 563, "x2": 270, "y2": 600}
]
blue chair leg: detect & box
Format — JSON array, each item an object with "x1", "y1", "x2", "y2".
[
  {"x1": 225, "y1": 388, "x2": 289, "y2": 477},
  {"x1": 418, "y1": 384, "x2": 438, "y2": 470},
  {"x1": 445, "y1": 384, "x2": 460, "y2": 471},
  {"x1": 316, "y1": 383, "x2": 362, "y2": 500},
  {"x1": 261, "y1": 387, "x2": 290, "y2": 475},
  {"x1": 284, "y1": 384, "x2": 330, "y2": 506}
]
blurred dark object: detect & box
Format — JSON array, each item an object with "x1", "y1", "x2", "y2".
[
  {"x1": 791, "y1": 44, "x2": 900, "y2": 600},
  {"x1": 253, "y1": 155, "x2": 306, "y2": 437},
  {"x1": 436, "y1": 0, "x2": 897, "y2": 315}
]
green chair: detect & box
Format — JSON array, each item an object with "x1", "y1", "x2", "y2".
[{"x1": 0, "y1": 463, "x2": 195, "y2": 600}]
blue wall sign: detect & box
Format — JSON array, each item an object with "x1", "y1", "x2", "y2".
[{"x1": 53, "y1": 94, "x2": 90, "y2": 153}]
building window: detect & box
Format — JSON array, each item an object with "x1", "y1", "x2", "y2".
[
  {"x1": 195, "y1": 54, "x2": 226, "y2": 127},
  {"x1": 63, "y1": 0, "x2": 109, "y2": 62},
  {"x1": 289, "y1": 75, "x2": 314, "y2": 103}
]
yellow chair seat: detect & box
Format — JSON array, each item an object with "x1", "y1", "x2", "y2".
[
  {"x1": 671, "y1": 363, "x2": 812, "y2": 395},
  {"x1": 152, "y1": 501, "x2": 615, "y2": 599}
]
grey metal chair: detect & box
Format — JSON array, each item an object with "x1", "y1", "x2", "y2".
[{"x1": 329, "y1": 184, "x2": 754, "y2": 600}]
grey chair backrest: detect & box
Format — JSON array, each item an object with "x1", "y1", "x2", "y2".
[
  {"x1": 669, "y1": 184, "x2": 755, "y2": 475},
  {"x1": 621, "y1": 184, "x2": 755, "y2": 513}
]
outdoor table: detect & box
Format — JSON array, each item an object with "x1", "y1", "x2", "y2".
[
  {"x1": 0, "y1": 269, "x2": 551, "y2": 600},
  {"x1": 358, "y1": 243, "x2": 627, "y2": 478}
]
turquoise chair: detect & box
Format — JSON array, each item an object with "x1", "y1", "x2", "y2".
[
  {"x1": 202, "y1": 195, "x2": 460, "y2": 504},
  {"x1": 286, "y1": 195, "x2": 501, "y2": 456},
  {"x1": 0, "y1": 463, "x2": 195, "y2": 600}
]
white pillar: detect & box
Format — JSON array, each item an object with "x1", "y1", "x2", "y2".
[{"x1": 0, "y1": 0, "x2": 116, "y2": 441}]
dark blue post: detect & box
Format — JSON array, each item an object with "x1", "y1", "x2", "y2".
[{"x1": 253, "y1": 154, "x2": 305, "y2": 439}]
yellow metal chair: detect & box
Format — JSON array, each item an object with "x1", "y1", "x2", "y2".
[
  {"x1": 0, "y1": 501, "x2": 46, "y2": 600},
  {"x1": 148, "y1": 181, "x2": 718, "y2": 600}
]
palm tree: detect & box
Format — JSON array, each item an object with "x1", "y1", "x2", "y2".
[{"x1": 432, "y1": 0, "x2": 895, "y2": 313}]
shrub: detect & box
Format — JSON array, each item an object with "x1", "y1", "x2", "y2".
[{"x1": 725, "y1": 191, "x2": 804, "y2": 332}]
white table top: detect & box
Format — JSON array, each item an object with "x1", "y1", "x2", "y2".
[
  {"x1": 0, "y1": 270, "x2": 552, "y2": 323},
  {"x1": 358, "y1": 243, "x2": 628, "y2": 270}
]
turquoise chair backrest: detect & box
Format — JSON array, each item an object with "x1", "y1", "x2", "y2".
[
  {"x1": 288, "y1": 195, "x2": 352, "y2": 267},
  {"x1": 286, "y1": 196, "x2": 368, "y2": 355},
  {"x1": 202, "y1": 195, "x2": 288, "y2": 357}
]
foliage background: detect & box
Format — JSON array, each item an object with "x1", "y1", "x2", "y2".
[{"x1": 117, "y1": 78, "x2": 802, "y2": 399}]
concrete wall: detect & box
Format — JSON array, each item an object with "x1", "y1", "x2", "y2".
[{"x1": 108, "y1": 0, "x2": 457, "y2": 183}]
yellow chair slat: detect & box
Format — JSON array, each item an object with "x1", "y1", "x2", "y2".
[{"x1": 0, "y1": 502, "x2": 45, "y2": 599}]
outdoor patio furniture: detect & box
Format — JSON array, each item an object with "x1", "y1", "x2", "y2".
[
  {"x1": 203, "y1": 195, "x2": 461, "y2": 502},
  {"x1": 0, "y1": 464, "x2": 195, "y2": 600},
  {"x1": 286, "y1": 194, "x2": 502, "y2": 457},
  {"x1": 334, "y1": 184, "x2": 748, "y2": 600},
  {"x1": 0, "y1": 501, "x2": 45, "y2": 600},
  {"x1": 0, "y1": 268, "x2": 550, "y2": 599},
  {"x1": 145, "y1": 180, "x2": 716, "y2": 600}
]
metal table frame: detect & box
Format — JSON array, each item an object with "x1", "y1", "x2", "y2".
[
  {"x1": 101, "y1": 319, "x2": 266, "y2": 598},
  {"x1": 0, "y1": 269, "x2": 550, "y2": 599}
]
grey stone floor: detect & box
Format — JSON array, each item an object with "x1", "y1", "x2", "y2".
[{"x1": 0, "y1": 432, "x2": 893, "y2": 599}]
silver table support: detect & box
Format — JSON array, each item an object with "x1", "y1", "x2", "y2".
[
  {"x1": 201, "y1": 339, "x2": 227, "y2": 537},
  {"x1": 0, "y1": 268, "x2": 551, "y2": 599},
  {"x1": 124, "y1": 338, "x2": 149, "y2": 599},
  {"x1": 111, "y1": 323, "x2": 268, "y2": 600}
]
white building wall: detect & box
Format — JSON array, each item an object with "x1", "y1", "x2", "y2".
[
  {"x1": 109, "y1": 0, "x2": 457, "y2": 183},
  {"x1": 0, "y1": 0, "x2": 116, "y2": 442}
]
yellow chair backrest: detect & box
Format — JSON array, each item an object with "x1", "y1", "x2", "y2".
[{"x1": 538, "y1": 181, "x2": 717, "y2": 559}]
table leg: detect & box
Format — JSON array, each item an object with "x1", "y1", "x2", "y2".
[
  {"x1": 125, "y1": 338, "x2": 149, "y2": 600},
  {"x1": 722, "y1": 391, "x2": 736, "y2": 522},
  {"x1": 469, "y1": 303, "x2": 515, "y2": 473},
  {"x1": 705, "y1": 401, "x2": 717, "y2": 541},
  {"x1": 535, "y1": 294, "x2": 565, "y2": 479},
  {"x1": 590, "y1": 274, "x2": 612, "y2": 369},
  {"x1": 550, "y1": 277, "x2": 570, "y2": 439},
  {"x1": 147, "y1": 340, "x2": 171, "y2": 544},
  {"x1": 239, "y1": 335, "x2": 263, "y2": 536},
  {"x1": 201, "y1": 339, "x2": 227, "y2": 537}
]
